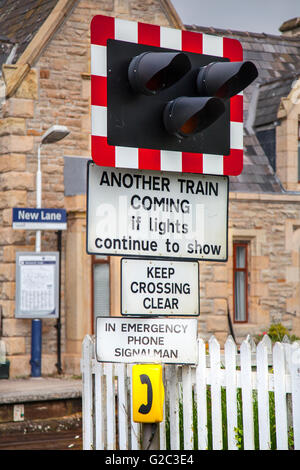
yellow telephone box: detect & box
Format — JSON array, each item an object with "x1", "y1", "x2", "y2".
[{"x1": 132, "y1": 364, "x2": 164, "y2": 423}]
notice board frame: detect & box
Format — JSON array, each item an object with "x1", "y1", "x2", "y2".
[{"x1": 15, "y1": 251, "x2": 59, "y2": 319}]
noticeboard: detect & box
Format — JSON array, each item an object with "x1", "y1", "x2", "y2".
[{"x1": 15, "y1": 252, "x2": 59, "y2": 319}]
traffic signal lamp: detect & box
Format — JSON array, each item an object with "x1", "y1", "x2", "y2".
[
  {"x1": 128, "y1": 51, "x2": 191, "y2": 95},
  {"x1": 127, "y1": 53, "x2": 257, "y2": 140},
  {"x1": 163, "y1": 96, "x2": 225, "y2": 138},
  {"x1": 106, "y1": 39, "x2": 257, "y2": 156},
  {"x1": 196, "y1": 60, "x2": 258, "y2": 99}
]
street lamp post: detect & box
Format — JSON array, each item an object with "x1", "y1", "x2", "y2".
[{"x1": 31, "y1": 125, "x2": 70, "y2": 378}]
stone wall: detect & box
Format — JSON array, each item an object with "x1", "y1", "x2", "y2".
[
  {"x1": 0, "y1": 0, "x2": 178, "y2": 377},
  {"x1": 198, "y1": 192, "x2": 300, "y2": 345}
]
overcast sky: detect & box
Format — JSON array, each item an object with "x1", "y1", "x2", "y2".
[{"x1": 171, "y1": 0, "x2": 300, "y2": 35}]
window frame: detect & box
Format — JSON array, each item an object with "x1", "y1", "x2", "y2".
[
  {"x1": 91, "y1": 255, "x2": 111, "y2": 334},
  {"x1": 233, "y1": 241, "x2": 249, "y2": 323}
]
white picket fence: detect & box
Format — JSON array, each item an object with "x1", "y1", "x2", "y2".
[{"x1": 81, "y1": 333, "x2": 300, "y2": 450}]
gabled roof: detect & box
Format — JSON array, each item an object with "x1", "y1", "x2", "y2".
[
  {"x1": 185, "y1": 23, "x2": 300, "y2": 193},
  {"x1": 0, "y1": 0, "x2": 181, "y2": 97},
  {"x1": 1, "y1": 0, "x2": 78, "y2": 97}
]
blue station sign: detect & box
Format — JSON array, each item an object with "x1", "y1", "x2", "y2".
[{"x1": 12, "y1": 208, "x2": 67, "y2": 230}]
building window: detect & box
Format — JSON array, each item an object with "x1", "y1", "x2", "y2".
[
  {"x1": 233, "y1": 242, "x2": 249, "y2": 322},
  {"x1": 298, "y1": 121, "x2": 300, "y2": 182},
  {"x1": 92, "y1": 255, "x2": 110, "y2": 333}
]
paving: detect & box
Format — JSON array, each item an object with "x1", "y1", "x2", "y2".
[
  {"x1": 0, "y1": 376, "x2": 83, "y2": 449},
  {"x1": 0, "y1": 375, "x2": 82, "y2": 404}
]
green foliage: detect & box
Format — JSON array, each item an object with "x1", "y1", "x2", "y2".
[
  {"x1": 165, "y1": 385, "x2": 294, "y2": 450},
  {"x1": 234, "y1": 426, "x2": 243, "y2": 450},
  {"x1": 255, "y1": 323, "x2": 300, "y2": 344}
]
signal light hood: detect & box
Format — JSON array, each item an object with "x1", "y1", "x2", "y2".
[
  {"x1": 163, "y1": 96, "x2": 225, "y2": 139},
  {"x1": 128, "y1": 51, "x2": 191, "y2": 95},
  {"x1": 197, "y1": 60, "x2": 258, "y2": 99}
]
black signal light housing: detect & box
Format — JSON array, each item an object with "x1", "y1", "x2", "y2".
[
  {"x1": 107, "y1": 39, "x2": 231, "y2": 156},
  {"x1": 107, "y1": 39, "x2": 258, "y2": 156}
]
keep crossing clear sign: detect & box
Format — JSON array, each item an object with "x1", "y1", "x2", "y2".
[
  {"x1": 87, "y1": 162, "x2": 228, "y2": 261},
  {"x1": 121, "y1": 258, "x2": 199, "y2": 316}
]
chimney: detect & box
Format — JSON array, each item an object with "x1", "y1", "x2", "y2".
[{"x1": 279, "y1": 17, "x2": 300, "y2": 36}]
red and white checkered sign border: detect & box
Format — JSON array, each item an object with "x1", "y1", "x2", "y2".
[{"x1": 91, "y1": 15, "x2": 244, "y2": 176}]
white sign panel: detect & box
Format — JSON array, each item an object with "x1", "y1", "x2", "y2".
[
  {"x1": 96, "y1": 317, "x2": 198, "y2": 364},
  {"x1": 15, "y1": 252, "x2": 59, "y2": 319},
  {"x1": 87, "y1": 162, "x2": 228, "y2": 261},
  {"x1": 121, "y1": 258, "x2": 199, "y2": 316},
  {"x1": 12, "y1": 208, "x2": 67, "y2": 231}
]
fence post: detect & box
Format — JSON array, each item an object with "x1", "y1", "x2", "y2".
[
  {"x1": 167, "y1": 365, "x2": 180, "y2": 450},
  {"x1": 291, "y1": 345, "x2": 300, "y2": 449},
  {"x1": 225, "y1": 335, "x2": 237, "y2": 450},
  {"x1": 273, "y1": 342, "x2": 288, "y2": 450},
  {"x1": 209, "y1": 336, "x2": 222, "y2": 450},
  {"x1": 94, "y1": 361, "x2": 104, "y2": 450},
  {"x1": 182, "y1": 365, "x2": 194, "y2": 450},
  {"x1": 81, "y1": 335, "x2": 94, "y2": 450},
  {"x1": 240, "y1": 338, "x2": 255, "y2": 449},
  {"x1": 129, "y1": 365, "x2": 142, "y2": 450},
  {"x1": 142, "y1": 424, "x2": 160, "y2": 450},
  {"x1": 257, "y1": 338, "x2": 271, "y2": 449},
  {"x1": 196, "y1": 338, "x2": 208, "y2": 450},
  {"x1": 115, "y1": 363, "x2": 129, "y2": 450}
]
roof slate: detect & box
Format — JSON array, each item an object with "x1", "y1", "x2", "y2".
[
  {"x1": 0, "y1": 0, "x2": 59, "y2": 67},
  {"x1": 0, "y1": 35, "x2": 15, "y2": 70},
  {"x1": 254, "y1": 72, "x2": 300, "y2": 128},
  {"x1": 185, "y1": 23, "x2": 300, "y2": 193}
]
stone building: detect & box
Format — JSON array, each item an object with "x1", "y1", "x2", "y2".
[{"x1": 0, "y1": 0, "x2": 300, "y2": 377}]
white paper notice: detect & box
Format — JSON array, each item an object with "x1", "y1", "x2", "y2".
[{"x1": 19, "y1": 255, "x2": 55, "y2": 312}]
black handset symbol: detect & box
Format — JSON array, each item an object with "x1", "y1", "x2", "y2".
[{"x1": 138, "y1": 374, "x2": 153, "y2": 414}]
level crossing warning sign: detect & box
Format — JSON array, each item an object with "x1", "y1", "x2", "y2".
[
  {"x1": 121, "y1": 258, "x2": 199, "y2": 316},
  {"x1": 96, "y1": 317, "x2": 198, "y2": 364},
  {"x1": 86, "y1": 161, "x2": 228, "y2": 261}
]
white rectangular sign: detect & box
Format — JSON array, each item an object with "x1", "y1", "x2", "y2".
[
  {"x1": 87, "y1": 162, "x2": 228, "y2": 261},
  {"x1": 121, "y1": 258, "x2": 199, "y2": 316},
  {"x1": 12, "y1": 208, "x2": 67, "y2": 230},
  {"x1": 96, "y1": 317, "x2": 198, "y2": 364},
  {"x1": 15, "y1": 252, "x2": 59, "y2": 319}
]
